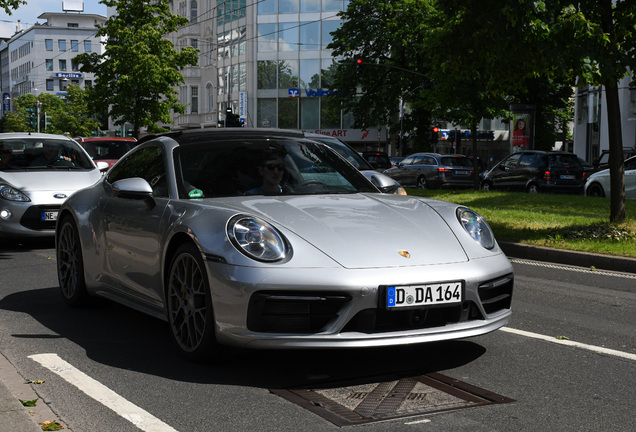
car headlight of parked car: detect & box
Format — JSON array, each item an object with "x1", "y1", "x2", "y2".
[
  {"x1": 227, "y1": 215, "x2": 291, "y2": 262},
  {"x1": 457, "y1": 207, "x2": 495, "y2": 250},
  {"x1": 0, "y1": 184, "x2": 30, "y2": 202}
]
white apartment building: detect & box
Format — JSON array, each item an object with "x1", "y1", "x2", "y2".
[
  {"x1": 572, "y1": 76, "x2": 636, "y2": 163},
  {"x1": 0, "y1": 11, "x2": 106, "y2": 114}
]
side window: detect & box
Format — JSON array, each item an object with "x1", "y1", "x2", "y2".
[
  {"x1": 519, "y1": 153, "x2": 536, "y2": 167},
  {"x1": 107, "y1": 146, "x2": 168, "y2": 198},
  {"x1": 502, "y1": 154, "x2": 521, "y2": 169},
  {"x1": 625, "y1": 158, "x2": 636, "y2": 171},
  {"x1": 401, "y1": 156, "x2": 415, "y2": 165}
]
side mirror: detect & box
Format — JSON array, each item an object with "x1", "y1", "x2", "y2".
[
  {"x1": 96, "y1": 161, "x2": 110, "y2": 172},
  {"x1": 112, "y1": 177, "x2": 156, "y2": 208}
]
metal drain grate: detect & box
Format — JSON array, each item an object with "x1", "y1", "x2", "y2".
[{"x1": 271, "y1": 373, "x2": 515, "y2": 426}]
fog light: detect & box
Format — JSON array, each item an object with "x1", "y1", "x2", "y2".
[{"x1": 0, "y1": 209, "x2": 11, "y2": 220}]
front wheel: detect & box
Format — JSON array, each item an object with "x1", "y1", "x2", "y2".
[
  {"x1": 166, "y1": 242, "x2": 225, "y2": 361},
  {"x1": 587, "y1": 183, "x2": 605, "y2": 197},
  {"x1": 57, "y1": 216, "x2": 89, "y2": 306}
]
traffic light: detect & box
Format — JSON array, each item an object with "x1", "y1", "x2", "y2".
[
  {"x1": 356, "y1": 58, "x2": 363, "y2": 74},
  {"x1": 25, "y1": 107, "x2": 36, "y2": 129},
  {"x1": 45, "y1": 114, "x2": 52, "y2": 129},
  {"x1": 395, "y1": 135, "x2": 401, "y2": 149},
  {"x1": 225, "y1": 108, "x2": 242, "y2": 127},
  {"x1": 115, "y1": 129, "x2": 122, "y2": 137},
  {"x1": 431, "y1": 126, "x2": 439, "y2": 144}
]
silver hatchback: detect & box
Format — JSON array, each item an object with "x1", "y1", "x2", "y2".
[{"x1": 0, "y1": 133, "x2": 107, "y2": 238}]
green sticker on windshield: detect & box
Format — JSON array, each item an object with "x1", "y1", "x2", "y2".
[{"x1": 188, "y1": 189, "x2": 203, "y2": 198}]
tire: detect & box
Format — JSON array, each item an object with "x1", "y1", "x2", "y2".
[
  {"x1": 587, "y1": 183, "x2": 605, "y2": 197},
  {"x1": 526, "y1": 183, "x2": 539, "y2": 194},
  {"x1": 166, "y1": 242, "x2": 225, "y2": 361},
  {"x1": 57, "y1": 216, "x2": 89, "y2": 306},
  {"x1": 416, "y1": 176, "x2": 427, "y2": 190}
]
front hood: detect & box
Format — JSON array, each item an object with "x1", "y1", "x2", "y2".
[
  {"x1": 233, "y1": 194, "x2": 468, "y2": 269},
  {"x1": 1, "y1": 170, "x2": 102, "y2": 200}
]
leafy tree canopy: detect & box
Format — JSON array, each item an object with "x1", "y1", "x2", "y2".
[
  {"x1": 74, "y1": 0, "x2": 199, "y2": 138},
  {"x1": 0, "y1": 0, "x2": 24, "y2": 15}
]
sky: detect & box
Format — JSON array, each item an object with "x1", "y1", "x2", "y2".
[{"x1": 0, "y1": 1, "x2": 108, "y2": 39}]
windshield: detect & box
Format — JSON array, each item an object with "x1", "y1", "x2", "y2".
[
  {"x1": 305, "y1": 135, "x2": 373, "y2": 171},
  {"x1": 0, "y1": 138, "x2": 94, "y2": 171},
  {"x1": 82, "y1": 140, "x2": 136, "y2": 160},
  {"x1": 174, "y1": 137, "x2": 378, "y2": 198}
]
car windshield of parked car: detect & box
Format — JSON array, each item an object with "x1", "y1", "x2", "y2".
[
  {"x1": 550, "y1": 153, "x2": 582, "y2": 168},
  {"x1": 82, "y1": 140, "x2": 136, "y2": 161},
  {"x1": 174, "y1": 137, "x2": 377, "y2": 198},
  {"x1": 0, "y1": 138, "x2": 94, "y2": 170}
]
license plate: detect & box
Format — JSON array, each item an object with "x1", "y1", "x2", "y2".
[
  {"x1": 456, "y1": 170, "x2": 469, "y2": 175},
  {"x1": 386, "y1": 282, "x2": 462, "y2": 309},
  {"x1": 41, "y1": 211, "x2": 58, "y2": 221},
  {"x1": 560, "y1": 175, "x2": 575, "y2": 180}
]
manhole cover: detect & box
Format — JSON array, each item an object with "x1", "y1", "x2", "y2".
[{"x1": 271, "y1": 373, "x2": 514, "y2": 426}]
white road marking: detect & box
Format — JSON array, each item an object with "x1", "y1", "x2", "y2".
[
  {"x1": 405, "y1": 418, "x2": 432, "y2": 425},
  {"x1": 501, "y1": 327, "x2": 636, "y2": 361},
  {"x1": 29, "y1": 353, "x2": 178, "y2": 432}
]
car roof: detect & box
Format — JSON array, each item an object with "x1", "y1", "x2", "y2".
[
  {"x1": 137, "y1": 128, "x2": 306, "y2": 146},
  {"x1": 75, "y1": 137, "x2": 137, "y2": 142},
  {"x1": 0, "y1": 132, "x2": 74, "y2": 141}
]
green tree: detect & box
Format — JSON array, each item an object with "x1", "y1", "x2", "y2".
[
  {"x1": 50, "y1": 85, "x2": 102, "y2": 137},
  {"x1": 554, "y1": 1, "x2": 636, "y2": 221},
  {"x1": 74, "y1": 0, "x2": 199, "y2": 138},
  {"x1": 1, "y1": 0, "x2": 25, "y2": 15}
]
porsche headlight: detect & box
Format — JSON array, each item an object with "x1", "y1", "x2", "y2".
[
  {"x1": 457, "y1": 207, "x2": 495, "y2": 250},
  {"x1": 0, "y1": 185, "x2": 30, "y2": 202},
  {"x1": 227, "y1": 215, "x2": 290, "y2": 262}
]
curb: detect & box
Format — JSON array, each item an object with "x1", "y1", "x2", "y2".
[{"x1": 499, "y1": 241, "x2": 636, "y2": 274}]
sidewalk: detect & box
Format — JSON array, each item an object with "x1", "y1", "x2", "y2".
[{"x1": 1, "y1": 243, "x2": 634, "y2": 432}]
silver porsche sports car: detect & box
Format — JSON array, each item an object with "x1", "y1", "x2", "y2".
[{"x1": 56, "y1": 129, "x2": 513, "y2": 360}]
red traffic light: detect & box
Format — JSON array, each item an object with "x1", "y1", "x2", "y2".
[
  {"x1": 356, "y1": 58, "x2": 363, "y2": 65},
  {"x1": 432, "y1": 126, "x2": 439, "y2": 133}
]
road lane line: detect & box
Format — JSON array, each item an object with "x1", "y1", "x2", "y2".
[
  {"x1": 501, "y1": 327, "x2": 636, "y2": 361},
  {"x1": 29, "y1": 353, "x2": 178, "y2": 432}
]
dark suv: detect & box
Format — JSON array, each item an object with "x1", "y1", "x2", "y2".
[{"x1": 480, "y1": 151, "x2": 585, "y2": 194}]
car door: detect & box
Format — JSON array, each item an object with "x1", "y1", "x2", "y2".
[
  {"x1": 389, "y1": 154, "x2": 417, "y2": 185},
  {"x1": 101, "y1": 145, "x2": 172, "y2": 306},
  {"x1": 490, "y1": 153, "x2": 522, "y2": 189}
]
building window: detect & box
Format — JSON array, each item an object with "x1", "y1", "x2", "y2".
[
  {"x1": 257, "y1": 23, "x2": 276, "y2": 53},
  {"x1": 191, "y1": 86, "x2": 199, "y2": 113},
  {"x1": 258, "y1": 0, "x2": 276, "y2": 14},
  {"x1": 45, "y1": 39, "x2": 53, "y2": 51},
  {"x1": 190, "y1": 39, "x2": 198, "y2": 49},
  {"x1": 206, "y1": 83, "x2": 213, "y2": 112},
  {"x1": 67, "y1": 23, "x2": 79, "y2": 28},
  {"x1": 59, "y1": 59, "x2": 67, "y2": 71},
  {"x1": 279, "y1": 22, "x2": 299, "y2": 52},
  {"x1": 46, "y1": 79, "x2": 54, "y2": 91},
  {"x1": 60, "y1": 79, "x2": 68, "y2": 91},
  {"x1": 71, "y1": 40, "x2": 79, "y2": 51},
  {"x1": 190, "y1": 1, "x2": 198, "y2": 23},
  {"x1": 279, "y1": 0, "x2": 299, "y2": 14},
  {"x1": 84, "y1": 40, "x2": 91, "y2": 52},
  {"x1": 58, "y1": 40, "x2": 66, "y2": 51},
  {"x1": 46, "y1": 59, "x2": 53, "y2": 71},
  {"x1": 322, "y1": 0, "x2": 343, "y2": 12},
  {"x1": 321, "y1": 20, "x2": 340, "y2": 49},
  {"x1": 71, "y1": 60, "x2": 79, "y2": 71},
  {"x1": 300, "y1": 21, "x2": 320, "y2": 51},
  {"x1": 85, "y1": 80, "x2": 93, "y2": 89}
]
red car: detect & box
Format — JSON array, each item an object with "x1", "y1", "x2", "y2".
[{"x1": 75, "y1": 137, "x2": 137, "y2": 169}]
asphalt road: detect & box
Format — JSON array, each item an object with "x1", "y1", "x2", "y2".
[{"x1": 0, "y1": 240, "x2": 635, "y2": 431}]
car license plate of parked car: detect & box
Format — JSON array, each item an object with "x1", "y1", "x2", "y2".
[
  {"x1": 41, "y1": 211, "x2": 58, "y2": 221},
  {"x1": 456, "y1": 170, "x2": 469, "y2": 175},
  {"x1": 560, "y1": 175, "x2": 575, "y2": 180},
  {"x1": 386, "y1": 282, "x2": 462, "y2": 309}
]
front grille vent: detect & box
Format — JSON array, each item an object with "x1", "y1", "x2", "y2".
[
  {"x1": 478, "y1": 274, "x2": 514, "y2": 314},
  {"x1": 247, "y1": 291, "x2": 351, "y2": 333}
]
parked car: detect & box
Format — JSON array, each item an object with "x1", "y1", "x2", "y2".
[
  {"x1": 305, "y1": 133, "x2": 406, "y2": 195},
  {"x1": 362, "y1": 151, "x2": 393, "y2": 170},
  {"x1": 480, "y1": 151, "x2": 585, "y2": 194},
  {"x1": 383, "y1": 153, "x2": 475, "y2": 190},
  {"x1": 585, "y1": 155, "x2": 636, "y2": 199},
  {"x1": 389, "y1": 156, "x2": 405, "y2": 167},
  {"x1": 56, "y1": 128, "x2": 513, "y2": 360},
  {"x1": 75, "y1": 136, "x2": 138, "y2": 169},
  {"x1": 592, "y1": 147, "x2": 636, "y2": 174},
  {"x1": 0, "y1": 133, "x2": 108, "y2": 238}
]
